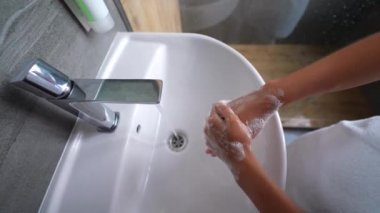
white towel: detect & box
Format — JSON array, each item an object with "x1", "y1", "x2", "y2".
[{"x1": 286, "y1": 116, "x2": 380, "y2": 212}]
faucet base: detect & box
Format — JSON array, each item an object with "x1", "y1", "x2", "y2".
[{"x1": 97, "y1": 112, "x2": 120, "y2": 132}]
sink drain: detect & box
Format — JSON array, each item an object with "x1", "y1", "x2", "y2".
[{"x1": 168, "y1": 131, "x2": 187, "y2": 152}]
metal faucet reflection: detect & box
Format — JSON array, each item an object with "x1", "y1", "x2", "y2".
[{"x1": 11, "y1": 59, "x2": 162, "y2": 132}]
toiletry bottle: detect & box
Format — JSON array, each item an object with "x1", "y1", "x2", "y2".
[{"x1": 75, "y1": 0, "x2": 115, "y2": 33}]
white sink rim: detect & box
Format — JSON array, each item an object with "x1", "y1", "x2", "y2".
[{"x1": 39, "y1": 32, "x2": 286, "y2": 213}]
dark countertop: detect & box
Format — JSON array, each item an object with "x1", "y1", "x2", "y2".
[{"x1": 0, "y1": 0, "x2": 126, "y2": 212}]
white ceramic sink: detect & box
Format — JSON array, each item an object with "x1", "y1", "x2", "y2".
[{"x1": 39, "y1": 33, "x2": 286, "y2": 213}]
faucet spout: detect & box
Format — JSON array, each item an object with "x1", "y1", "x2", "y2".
[{"x1": 11, "y1": 59, "x2": 162, "y2": 132}]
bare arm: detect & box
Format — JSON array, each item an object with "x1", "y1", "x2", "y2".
[
  {"x1": 234, "y1": 153, "x2": 300, "y2": 213},
  {"x1": 272, "y1": 32, "x2": 380, "y2": 105},
  {"x1": 229, "y1": 32, "x2": 380, "y2": 130}
]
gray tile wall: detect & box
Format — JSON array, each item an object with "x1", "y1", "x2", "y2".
[{"x1": 0, "y1": 0, "x2": 125, "y2": 212}]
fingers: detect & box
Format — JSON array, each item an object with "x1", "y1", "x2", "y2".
[
  {"x1": 204, "y1": 121, "x2": 223, "y2": 158},
  {"x1": 205, "y1": 136, "x2": 221, "y2": 156},
  {"x1": 208, "y1": 105, "x2": 225, "y2": 131},
  {"x1": 205, "y1": 101, "x2": 240, "y2": 142},
  {"x1": 204, "y1": 101, "x2": 237, "y2": 159},
  {"x1": 205, "y1": 140, "x2": 218, "y2": 157},
  {"x1": 214, "y1": 101, "x2": 239, "y2": 124},
  {"x1": 204, "y1": 124, "x2": 211, "y2": 140},
  {"x1": 205, "y1": 148, "x2": 216, "y2": 157}
]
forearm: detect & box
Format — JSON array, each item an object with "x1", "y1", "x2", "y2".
[
  {"x1": 234, "y1": 155, "x2": 300, "y2": 213},
  {"x1": 268, "y1": 32, "x2": 380, "y2": 104}
]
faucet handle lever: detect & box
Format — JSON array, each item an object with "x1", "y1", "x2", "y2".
[{"x1": 11, "y1": 59, "x2": 72, "y2": 99}]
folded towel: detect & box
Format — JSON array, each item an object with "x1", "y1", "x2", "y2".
[{"x1": 286, "y1": 116, "x2": 380, "y2": 212}]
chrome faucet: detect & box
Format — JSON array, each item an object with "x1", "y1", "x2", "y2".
[{"x1": 11, "y1": 59, "x2": 162, "y2": 132}]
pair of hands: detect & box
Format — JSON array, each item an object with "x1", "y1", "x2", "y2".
[
  {"x1": 204, "y1": 85, "x2": 283, "y2": 170},
  {"x1": 204, "y1": 101, "x2": 252, "y2": 166}
]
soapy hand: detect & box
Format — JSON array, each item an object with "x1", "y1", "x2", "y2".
[
  {"x1": 204, "y1": 102, "x2": 252, "y2": 166},
  {"x1": 204, "y1": 85, "x2": 283, "y2": 170},
  {"x1": 228, "y1": 84, "x2": 283, "y2": 139}
]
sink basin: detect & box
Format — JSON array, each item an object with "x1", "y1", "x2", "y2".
[{"x1": 39, "y1": 33, "x2": 286, "y2": 213}]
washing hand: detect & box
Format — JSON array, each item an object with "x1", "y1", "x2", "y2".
[
  {"x1": 204, "y1": 101, "x2": 300, "y2": 213},
  {"x1": 204, "y1": 94, "x2": 299, "y2": 213},
  {"x1": 203, "y1": 84, "x2": 284, "y2": 168},
  {"x1": 228, "y1": 84, "x2": 284, "y2": 139},
  {"x1": 204, "y1": 102, "x2": 253, "y2": 169}
]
